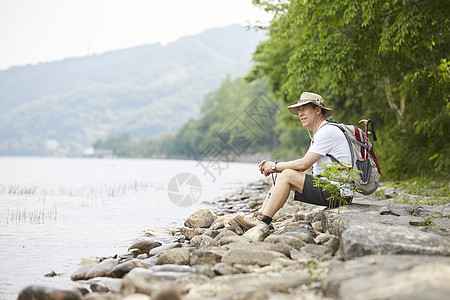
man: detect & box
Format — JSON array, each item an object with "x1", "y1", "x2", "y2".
[{"x1": 230, "y1": 92, "x2": 354, "y2": 232}]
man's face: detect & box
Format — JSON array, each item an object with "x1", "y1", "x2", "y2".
[{"x1": 297, "y1": 104, "x2": 316, "y2": 129}]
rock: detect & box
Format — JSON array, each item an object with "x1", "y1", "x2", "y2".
[
  {"x1": 323, "y1": 255, "x2": 450, "y2": 300},
  {"x1": 128, "y1": 239, "x2": 162, "y2": 254},
  {"x1": 280, "y1": 231, "x2": 316, "y2": 244},
  {"x1": 71, "y1": 258, "x2": 119, "y2": 281},
  {"x1": 180, "y1": 227, "x2": 206, "y2": 240},
  {"x1": 270, "y1": 257, "x2": 303, "y2": 271},
  {"x1": 264, "y1": 235, "x2": 306, "y2": 250},
  {"x1": 85, "y1": 258, "x2": 119, "y2": 279},
  {"x1": 175, "y1": 273, "x2": 211, "y2": 294},
  {"x1": 86, "y1": 278, "x2": 123, "y2": 293},
  {"x1": 323, "y1": 203, "x2": 450, "y2": 260},
  {"x1": 125, "y1": 248, "x2": 142, "y2": 259},
  {"x1": 149, "y1": 243, "x2": 182, "y2": 256},
  {"x1": 90, "y1": 282, "x2": 109, "y2": 293},
  {"x1": 225, "y1": 241, "x2": 290, "y2": 257},
  {"x1": 190, "y1": 249, "x2": 222, "y2": 265},
  {"x1": 294, "y1": 213, "x2": 306, "y2": 221},
  {"x1": 210, "y1": 214, "x2": 235, "y2": 230},
  {"x1": 314, "y1": 233, "x2": 334, "y2": 245},
  {"x1": 323, "y1": 236, "x2": 340, "y2": 255},
  {"x1": 212, "y1": 262, "x2": 240, "y2": 275},
  {"x1": 312, "y1": 220, "x2": 323, "y2": 232},
  {"x1": 71, "y1": 262, "x2": 97, "y2": 281},
  {"x1": 83, "y1": 292, "x2": 122, "y2": 299},
  {"x1": 203, "y1": 229, "x2": 220, "y2": 239},
  {"x1": 18, "y1": 285, "x2": 82, "y2": 300},
  {"x1": 280, "y1": 223, "x2": 316, "y2": 238},
  {"x1": 111, "y1": 259, "x2": 152, "y2": 278},
  {"x1": 341, "y1": 222, "x2": 450, "y2": 260},
  {"x1": 301, "y1": 244, "x2": 332, "y2": 259},
  {"x1": 379, "y1": 206, "x2": 400, "y2": 216},
  {"x1": 226, "y1": 223, "x2": 245, "y2": 235},
  {"x1": 185, "y1": 271, "x2": 312, "y2": 299},
  {"x1": 136, "y1": 254, "x2": 148, "y2": 260},
  {"x1": 242, "y1": 224, "x2": 270, "y2": 242},
  {"x1": 185, "y1": 208, "x2": 217, "y2": 228},
  {"x1": 151, "y1": 284, "x2": 183, "y2": 300},
  {"x1": 219, "y1": 235, "x2": 252, "y2": 245},
  {"x1": 156, "y1": 248, "x2": 190, "y2": 265},
  {"x1": 384, "y1": 189, "x2": 398, "y2": 198},
  {"x1": 123, "y1": 294, "x2": 151, "y2": 300},
  {"x1": 193, "y1": 265, "x2": 216, "y2": 278},
  {"x1": 150, "y1": 264, "x2": 193, "y2": 273},
  {"x1": 213, "y1": 228, "x2": 238, "y2": 242},
  {"x1": 189, "y1": 235, "x2": 219, "y2": 249},
  {"x1": 221, "y1": 249, "x2": 286, "y2": 267},
  {"x1": 121, "y1": 268, "x2": 173, "y2": 296}
]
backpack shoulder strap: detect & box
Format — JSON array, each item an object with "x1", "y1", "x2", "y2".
[{"x1": 323, "y1": 122, "x2": 355, "y2": 164}]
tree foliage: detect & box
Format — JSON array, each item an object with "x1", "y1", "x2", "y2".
[
  {"x1": 250, "y1": 0, "x2": 449, "y2": 180},
  {"x1": 153, "y1": 77, "x2": 284, "y2": 159}
]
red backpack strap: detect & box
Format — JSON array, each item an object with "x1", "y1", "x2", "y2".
[
  {"x1": 353, "y1": 126, "x2": 365, "y2": 158},
  {"x1": 369, "y1": 148, "x2": 381, "y2": 174}
]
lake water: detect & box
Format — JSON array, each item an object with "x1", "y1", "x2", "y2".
[{"x1": 0, "y1": 157, "x2": 263, "y2": 299}]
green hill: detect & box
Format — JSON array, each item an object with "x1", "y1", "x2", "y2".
[{"x1": 0, "y1": 25, "x2": 265, "y2": 156}]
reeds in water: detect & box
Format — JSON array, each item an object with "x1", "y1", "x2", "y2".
[{"x1": 4, "y1": 207, "x2": 57, "y2": 224}]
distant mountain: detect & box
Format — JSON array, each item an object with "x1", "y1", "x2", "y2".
[{"x1": 0, "y1": 25, "x2": 266, "y2": 156}]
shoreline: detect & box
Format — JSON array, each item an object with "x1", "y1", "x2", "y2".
[{"x1": 18, "y1": 180, "x2": 450, "y2": 299}]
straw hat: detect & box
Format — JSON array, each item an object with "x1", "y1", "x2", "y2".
[{"x1": 287, "y1": 92, "x2": 333, "y2": 118}]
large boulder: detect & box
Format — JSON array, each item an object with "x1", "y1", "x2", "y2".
[
  {"x1": 111, "y1": 258, "x2": 152, "y2": 278},
  {"x1": 18, "y1": 286, "x2": 82, "y2": 300},
  {"x1": 190, "y1": 249, "x2": 222, "y2": 265},
  {"x1": 185, "y1": 208, "x2": 217, "y2": 228},
  {"x1": 323, "y1": 200, "x2": 450, "y2": 260},
  {"x1": 155, "y1": 248, "x2": 190, "y2": 265},
  {"x1": 185, "y1": 271, "x2": 312, "y2": 299},
  {"x1": 71, "y1": 258, "x2": 119, "y2": 280},
  {"x1": 323, "y1": 255, "x2": 450, "y2": 300},
  {"x1": 221, "y1": 249, "x2": 286, "y2": 267},
  {"x1": 189, "y1": 235, "x2": 219, "y2": 249},
  {"x1": 224, "y1": 241, "x2": 291, "y2": 257},
  {"x1": 121, "y1": 268, "x2": 180, "y2": 296},
  {"x1": 128, "y1": 239, "x2": 162, "y2": 254},
  {"x1": 264, "y1": 235, "x2": 306, "y2": 251},
  {"x1": 242, "y1": 224, "x2": 270, "y2": 242}
]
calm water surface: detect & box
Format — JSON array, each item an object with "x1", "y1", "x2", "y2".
[{"x1": 0, "y1": 157, "x2": 262, "y2": 299}]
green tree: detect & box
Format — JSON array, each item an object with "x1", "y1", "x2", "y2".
[
  {"x1": 250, "y1": 0, "x2": 449, "y2": 180},
  {"x1": 93, "y1": 133, "x2": 138, "y2": 157},
  {"x1": 155, "y1": 77, "x2": 283, "y2": 159}
]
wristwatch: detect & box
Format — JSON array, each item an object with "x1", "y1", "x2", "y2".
[{"x1": 271, "y1": 161, "x2": 278, "y2": 172}]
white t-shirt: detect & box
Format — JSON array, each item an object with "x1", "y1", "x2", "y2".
[{"x1": 307, "y1": 120, "x2": 354, "y2": 197}]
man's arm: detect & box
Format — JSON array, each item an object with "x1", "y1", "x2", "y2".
[{"x1": 259, "y1": 152, "x2": 322, "y2": 176}]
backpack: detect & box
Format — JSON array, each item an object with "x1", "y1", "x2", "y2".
[{"x1": 324, "y1": 119, "x2": 381, "y2": 195}]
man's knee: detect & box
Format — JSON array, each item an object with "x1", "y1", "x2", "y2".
[{"x1": 278, "y1": 169, "x2": 304, "y2": 182}]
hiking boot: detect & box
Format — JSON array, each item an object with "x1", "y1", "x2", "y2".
[{"x1": 229, "y1": 212, "x2": 267, "y2": 232}]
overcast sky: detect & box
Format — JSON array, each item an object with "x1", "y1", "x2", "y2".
[{"x1": 0, "y1": 0, "x2": 272, "y2": 71}]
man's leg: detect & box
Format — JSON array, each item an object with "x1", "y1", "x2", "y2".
[
  {"x1": 261, "y1": 170, "x2": 306, "y2": 218},
  {"x1": 230, "y1": 170, "x2": 306, "y2": 231},
  {"x1": 259, "y1": 184, "x2": 274, "y2": 213}
]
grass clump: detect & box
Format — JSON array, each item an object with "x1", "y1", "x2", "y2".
[{"x1": 383, "y1": 179, "x2": 449, "y2": 206}]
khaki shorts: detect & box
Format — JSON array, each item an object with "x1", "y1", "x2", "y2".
[{"x1": 293, "y1": 174, "x2": 352, "y2": 208}]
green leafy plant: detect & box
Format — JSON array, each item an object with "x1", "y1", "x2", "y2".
[
  {"x1": 373, "y1": 189, "x2": 386, "y2": 199},
  {"x1": 420, "y1": 217, "x2": 439, "y2": 228},
  {"x1": 313, "y1": 162, "x2": 361, "y2": 208}
]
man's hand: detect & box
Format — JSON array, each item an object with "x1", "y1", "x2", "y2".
[{"x1": 258, "y1": 160, "x2": 274, "y2": 177}]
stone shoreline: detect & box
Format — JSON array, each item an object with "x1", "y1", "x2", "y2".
[{"x1": 18, "y1": 180, "x2": 450, "y2": 300}]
